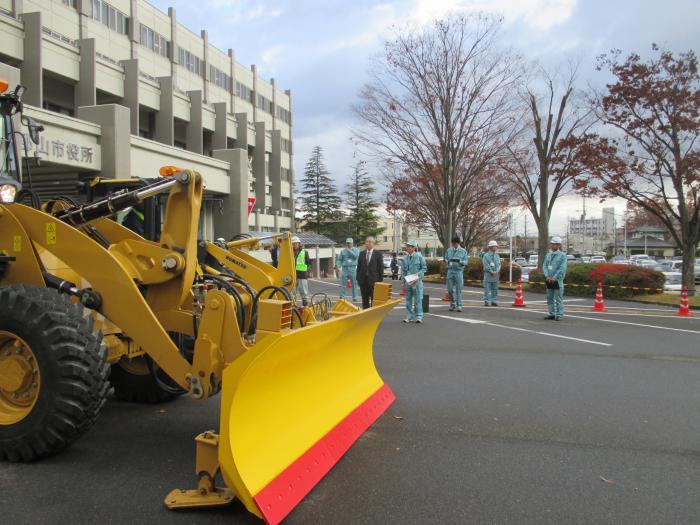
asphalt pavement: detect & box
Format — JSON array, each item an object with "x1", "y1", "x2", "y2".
[{"x1": 2, "y1": 278, "x2": 699, "y2": 524}]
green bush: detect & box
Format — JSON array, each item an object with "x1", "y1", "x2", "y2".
[
  {"x1": 426, "y1": 259, "x2": 447, "y2": 276},
  {"x1": 465, "y1": 256, "x2": 521, "y2": 283},
  {"x1": 527, "y1": 263, "x2": 665, "y2": 298}
]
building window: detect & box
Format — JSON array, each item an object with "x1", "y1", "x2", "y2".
[
  {"x1": 235, "y1": 81, "x2": 254, "y2": 104},
  {"x1": 281, "y1": 138, "x2": 292, "y2": 153},
  {"x1": 281, "y1": 167, "x2": 291, "y2": 181},
  {"x1": 209, "y1": 65, "x2": 231, "y2": 90},
  {"x1": 257, "y1": 94, "x2": 273, "y2": 114},
  {"x1": 62, "y1": 0, "x2": 77, "y2": 8},
  {"x1": 178, "y1": 47, "x2": 203, "y2": 75},
  {"x1": 92, "y1": 0, "x2": 129, "y2": 35},
  {"x1": 276, "y1": 105, "x2": 291, "y2": 124},
  {"x1": 139, "y1": 24, "x2": 169, "y2": 58}
]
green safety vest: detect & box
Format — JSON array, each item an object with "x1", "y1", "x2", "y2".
[{"x1": 295, "y1": 249, "x2": 308, "y2": 271}]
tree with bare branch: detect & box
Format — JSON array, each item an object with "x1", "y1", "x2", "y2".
[
  {"x1": 570, "y1": 45, "x2": 699, "y2": 294},
  {"x1": 501, "y1": 64, "x2": 593, "y2": 266},
  {"x1": 353, "y1": 14, "x2": 522, "y2": 247}
]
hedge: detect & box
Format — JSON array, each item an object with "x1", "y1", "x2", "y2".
[
  {"x1": 426, "y1": 259, "x2": 447, "y2": 275},
  {"x1": 527, "y1": 263, "x2": 665, "y2": 298},
  {"x1": 424, "y1": 256, "x2": 521, "y2": 282}
]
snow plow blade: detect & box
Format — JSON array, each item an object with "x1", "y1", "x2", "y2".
[{"x1": 218, "y1": 298, "x2": 398, "y2": 524}]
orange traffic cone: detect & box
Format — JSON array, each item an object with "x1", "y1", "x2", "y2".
[
  {"x1": 677, "y1": 286, "x2": 693, "y2": 317},
  {"x1": 511, "y1": 278, "x2": 526, "y2": 307},
  {"x1": 400, "y1": 283, "x2": 406, "y2": 296},
  {"x1": 442, "y1": 291, "x2": 450, "y2": 302},
  {"x1": 592, "y1": 281, "x2": 607, "y2": 312}
]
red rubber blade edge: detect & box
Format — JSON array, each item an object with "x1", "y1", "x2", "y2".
[{"x1": 253, "y1": 383, "x2": 396, "y2": 525}]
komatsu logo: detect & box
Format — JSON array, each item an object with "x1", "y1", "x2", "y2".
[{"x1": 226, "y1": 256, "x2": 247, "y2": 270}]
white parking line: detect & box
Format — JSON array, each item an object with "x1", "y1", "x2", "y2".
[
  {"x1": 518, "y1": 308, "x2": 700, "y2": 334},
  {"x1": 428, "y1": 313, "x2": 612, "y2": 347},
  {"x1": 310, "y1": 279, "x2": 340, "y2": 286}
]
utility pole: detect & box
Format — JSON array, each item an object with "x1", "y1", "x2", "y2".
[
  {"x1": 524, "y1": 215, "x2": 527, "y2": 256},
  {"x1": 509, "y1": 213, "x2": 514, "y2": 284},
  {"x1": 581, "y1": 196, "x2": 586, "y2": 254}
]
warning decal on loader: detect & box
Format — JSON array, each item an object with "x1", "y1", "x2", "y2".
[
  {"x1": 13, "y1": 235, "x2": 21, "y2": 252},
  {"x1": 46, "y1": 222, "x2": 57, "y2": 245}
]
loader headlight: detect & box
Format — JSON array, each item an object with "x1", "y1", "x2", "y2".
[{"x1": 0, "y1": 177, "x2": 21, "y2": 203}]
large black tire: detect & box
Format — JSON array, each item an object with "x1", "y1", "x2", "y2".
[
  {"x1": 0, "y1": 284, "x2": 109, "y2": 462},
  {"x1": 109, "y1": 356, "x2": 181, "y2": 404}
]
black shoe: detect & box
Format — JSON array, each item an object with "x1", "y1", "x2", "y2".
[
  {"x1": 544, "y1": 315, "x2": 555, "y2": 320},
  {"x1": 302, "y1": 300, "x2": 308, "y2": 307},
  {"x1": 492, "y1": 302, "x2": 499, "y2": 307},
  {"x1": 484, "y1": 301, "x2": 490, "y2": 306}
]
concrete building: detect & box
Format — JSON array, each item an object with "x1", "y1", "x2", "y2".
[
  {"x1": 0, "y1": 0, "x2": 294, "y2": 239},
  {"x1": 375, "y1": 210, "x2": 442, "y2": 256},
  {"x1": 567, "y1": 207, "x2": 615, "y2": 254}
]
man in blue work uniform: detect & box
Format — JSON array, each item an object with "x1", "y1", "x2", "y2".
[
  {"x1": 444, "y1": 235, "x2": 467, "y2": 312},
  {"x1": 401, "y1": 240, "x2": 427, "y2": 323},
  {"x1": 543, "y1": 236, "x2": 568, "y2": 320},
  {"x1": 482, "y1": 240, "x2": 501, "y2": 306},
  {"x1": 336, "y1": 237, "x2": 359, "y2": 302}
]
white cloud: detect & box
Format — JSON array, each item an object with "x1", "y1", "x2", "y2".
[
  {"x1": 260, "y1": 45, "x2": 284, "y2": 72},
  {"x1": 407, "y1": 0, "x2": 577, "y2": 30}
]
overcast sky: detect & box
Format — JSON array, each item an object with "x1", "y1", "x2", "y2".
[{"x1": 151, "y1": 0, "x2": 698, "y2": 235}]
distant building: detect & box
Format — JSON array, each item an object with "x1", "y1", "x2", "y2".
[
  {"x1": 611, "y1": 225, "x2": 678, "y2": 258},
  {"x1": 566, "y1": 207, "x2": 615, "y2": 254}
]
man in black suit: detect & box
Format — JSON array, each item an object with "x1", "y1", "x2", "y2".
[{"x1": 357, "y1": 236, "x2": 384, "y2": 309}]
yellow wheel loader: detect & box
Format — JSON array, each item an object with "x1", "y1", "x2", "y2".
[{"x1": 0, "y1": 82, "x2": 398, "y2": 524}]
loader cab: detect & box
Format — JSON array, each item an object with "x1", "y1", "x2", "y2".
[
  {"x1": 82, "y1": 177, "x2": 163, "y2": 241},
  {"x1": 0, "y1": 81, "x2": 44, "y2": 206},
  {"x1": 0, "y1": 83, "x2": 23, "y2": 199}
]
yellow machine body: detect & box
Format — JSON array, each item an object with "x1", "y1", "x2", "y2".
[{"x1": 0, "y1": 170, "x2": 398, "y2": 524}]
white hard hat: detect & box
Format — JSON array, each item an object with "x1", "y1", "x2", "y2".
[
  {"x1": 551, "y1": 236, "x2": 562, "y2": 244},
  {"x1": 292, "y1": 236, "x2": 301, "y2": 243},
  {"x1": 487, "y1": 240, "x2": 498, "y2": 247}
]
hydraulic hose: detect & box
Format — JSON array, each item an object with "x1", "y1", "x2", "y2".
[{"x1": 201, "y1": 273, "x2": 246, "y2": 332}]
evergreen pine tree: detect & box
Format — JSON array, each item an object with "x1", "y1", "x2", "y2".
[
  {"x1": 299, "y1": 146, "x2": 342, "y2": 236},
  {"x1": 344, "y1": 161, "x2": 382, "y2": 242}
]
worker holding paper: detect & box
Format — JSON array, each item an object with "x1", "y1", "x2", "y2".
[{"x1": 401, "y1": 240, "x2": 427, "y2": 323}]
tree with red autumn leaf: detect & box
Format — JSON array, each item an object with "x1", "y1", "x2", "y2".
[
  {"x1": 571, "y1": 45, "x2": 699, "y2": 294},
  {"x1": 386, "y1": 163, "x2": 510, "y2": 250},
  {"x1": 501, "y1": 63, "x2": 593, "y2": 268},
  {"x1": 353, "y1": 14, "x2": 521, "y2": 247}
]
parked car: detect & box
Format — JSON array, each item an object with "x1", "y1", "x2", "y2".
[
  {"x1": 640, "y1": 260, "x2": 663, "y2": 271},
  {"x1": 590, "y1": 255, "x2": 606, "y2": 264},
  {"x1": 513, "y1": 257, "x2": 527, "y2": 266},
  {"x1": 566, "y1": 254, "x2": 581, "y2": 265},
  {"x1": 629, "y1": 254, "x2": 651, "y2": 265},
  {"x1": 663, "y1": 272, "x2": 683, "y2": 293},
  {"x1": 659, "y1": 260, "x2": 682, "y2": 272},
  {"x1": 528, "y1": 254, "x2": 538, "y2": 265},
  {"x1": 609, "y1": 255, "x2": 629, "y2": 265},
  {"x1": 581, "y1": 256, "x2": 591, "y2": 263}
]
